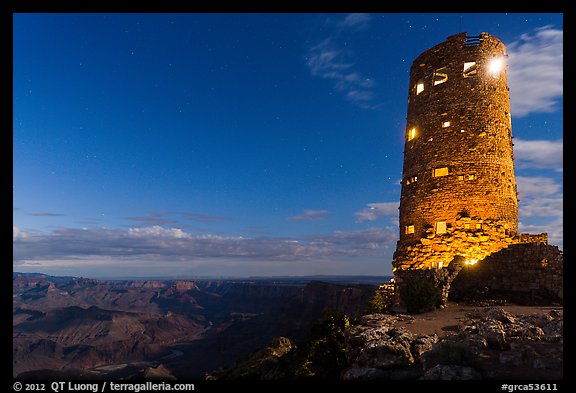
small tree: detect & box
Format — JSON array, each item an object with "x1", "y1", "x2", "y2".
[
  {"x1": 365, "y1": 290, "x2": 386, "y2": 314},
  {"x1": 294, "y1": 310, "x2": 350, "y2": 379},
  {"x1": 401, "y1": 276, "x2": 441, "y2": 314}
]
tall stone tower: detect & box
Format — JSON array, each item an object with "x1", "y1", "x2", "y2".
[{"x1": 393, "y1": 32, "x2": 531, "y2": 272}]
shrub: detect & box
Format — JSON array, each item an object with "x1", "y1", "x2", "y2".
[
  {"x1": 293, "y1": 310, "x2": 350, "y2": 379},
  {"x1": 401, "y1": 276, "x2": 441, "y2": 314},
  {"x1": 365, "y1": 290, "x2": 386, "y2": 314}
]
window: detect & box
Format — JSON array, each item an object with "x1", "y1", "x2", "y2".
[
  {"x1": 460, "y1": 129, "x2": 466, "y2": 133},
  {"x1": 416, "y1": 79, "x2": 425, "y2": 95},
  {"x1": 476, "y1": 223, "x2": 482, "y2": 230},
  {"x1": 408, "y1": 127, "x2": 416, "y2": 141},
  {"x1": 464, "y1": 222, "x2": 471, "y2": 229},
  {"x1": 436, "y1": 221, "x2": 447, "y2": 234},
  {"x1": 463, "y1": 61, "x2": 477, "y2": 77},
  {"x1": 468, "y1": 174, "x2": 476, "y2": 180},
  {"x1": 442, "y1": 121, "x2": 451, "y2": 128},
  {"x1": 433, "y1": 67, "x2": 448, "y2": 86},
  {"x1": 458, "y1": 175, "x2": 464, "y2": 181},
  {"x1": 406, "y1": 176, "x2": 418, "y2": 185},
  {"x1": 438, "y1": 261, "x2": 444, "y2": 269},
  {"x1": 433, "y1": 167, "x2": 449, "y2": 177},
  {"x1": 405, "y1": 225, "x2": 414, "y2": 234}
]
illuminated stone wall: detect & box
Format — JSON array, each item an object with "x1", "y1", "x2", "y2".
[
  {"x1": 393, "y1": 32, "x2": 533, "y2": 271},
  {"x1": 449, "y1": 243, "x2": 563, "y2": 305}
]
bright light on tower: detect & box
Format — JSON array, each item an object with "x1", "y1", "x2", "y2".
[{"x1": 488, "y1": 57, "x2": 504, "y2": 77}]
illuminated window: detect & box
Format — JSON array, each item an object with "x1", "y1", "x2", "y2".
[
  {"x1": 460, "y1": 129, "x2": 466, "y2": 133},
  {"x1": 405, "y1": 176, "x2": 418, "y2": 185},
  {"x1": 438, "y1": 261, "x2": 444, "y2": 269},
  {"x1": 408, "y1": 127, "x2": 416, "y2": 141},
  {"x1": 464, "y1": 222, "x2": 471, "y2": 229},
  {"x1": 432, "y1": 167, "x2": 449, "y2": 177},
  {"x1": 458, "y1": 175, "x2": 464, "y2": 181},
  {"x1": 433, "y1": 67, "x2": 448, "y2": 86},
  {"x1": 476, "y1": 223, "x2": 482, "y2": 230},
  {"x1": 405, "y1": 225, "x2": 414, "y2": 234},
  {"x1": 468, "y1": 174, "x2": 476, "y2": 180},
  {"x1": 416, "y1": 79, "x2": 425, "y2": 95},
  {"x1": 463, "y1": 61, "x2": 477, "y2": 77},
  {"x1": 436, "y1": 221, "x2": 447, "y2": 234},
  {"x1": 442, "y1": 121, "x2": 451, "y2": 128}
]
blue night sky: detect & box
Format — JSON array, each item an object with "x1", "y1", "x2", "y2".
[{"x1": 13, "y1": 13, "x2": 563, "y2": 278}]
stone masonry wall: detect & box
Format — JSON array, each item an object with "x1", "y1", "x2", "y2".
[
  {"x1": 450, "y1": 243, "x2": 563, "y2": 305},
  {"x1": 394, "y1": 32, "x2": 519, "y2": 271},
  {"x1": 393, "y1": 213, "x2": 547, "y2": 272}
]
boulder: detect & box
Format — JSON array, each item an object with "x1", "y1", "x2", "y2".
[
  {"x1": 341, "y1": 367, "x2": 390, "y2": 380},
  {"x1": 411, "y1": 334, "x2": 438, "y2": 360},
  {"x1": 420, "y1": 364, "x2": 481, "y2": 380}
]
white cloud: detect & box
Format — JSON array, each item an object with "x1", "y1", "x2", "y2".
[
  {"x1": 306, "y1": 14, "x2": 378, "y2": 109},
  {"x1": 515, "y1": 175, "x2": 562, "y2": 250},
  {"x1": 507, "y1": 25, "x2": 563, "y2": 117},
  {"x1": 516, "y1": 176, "x2": 560, "y2": 197},
  {"x1": 355, "y1": 202, "x2": 398, "y2": 222},
  {"x1": 519, "y1": 197, "x2": 563, "y2": 219},
  {"x1": 127, "y1": 226, "x2": 191, "y2": 239},
  {"x1": 13, "y1": 226, "x2": 28, "y2": 240},
  {"x1": 340, "y1": 13, "x2": 372, "y2": 29},
  {"x1": 288, "y1": 209, "x2": 330, "y2": 222},
  {"x1": 519, "y1": 217, "x2": 563, "y2": 250},
  {"x1": 513, "y1": 138, "x2": 563, "y2": 171},
  {"x1": 12, "y1": 225, "x2": 398, "y2": 265}
]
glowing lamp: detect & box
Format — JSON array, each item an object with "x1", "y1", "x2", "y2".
[
  {"x1": 464, "y1": 258, "x2": 478, "y2": 266},
  {"x1": 488, "y1": 57, "x2": 504, "y2": 77}
]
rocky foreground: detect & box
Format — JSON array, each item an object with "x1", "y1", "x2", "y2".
[{"x1": 211, "y1": 306, "x2": 563, "y2": 380}]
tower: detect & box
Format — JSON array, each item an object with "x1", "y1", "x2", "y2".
[{"x1": 393, "y1": 32, "x2": 522, "y2": 272}]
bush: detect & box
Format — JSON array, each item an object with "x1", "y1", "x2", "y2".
[
  {"x1": 401, "y1": 276, "x2": 441, "y2": 314},
  {"x1": 293, "y1": 310, "x2": 350, "y2": 379},
  {"x1": 422, "y1": 340, "x2": 480, "y2": 368},
  {"x1": 365, "y1": 290, "x2": 386, "y2": 314}
]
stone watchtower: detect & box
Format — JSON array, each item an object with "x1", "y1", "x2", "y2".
[{"x1": 393, "y1": 32, "x2": 544, "y2": 273}]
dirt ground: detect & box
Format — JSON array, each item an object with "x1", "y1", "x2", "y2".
[{"x1": 395, "y1": 302, "x2": 563, "y2": 337}]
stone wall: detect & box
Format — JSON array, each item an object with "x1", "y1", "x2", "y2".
[
  {"x1": 394, "y1": 32, "x2": 519, "y2": 271},
  {"x1": 450, "y1": 243, "x2": 563, "y2": 305},
  {"x1": 393, "y1": 211, "x2": 547, "y2": 271}
]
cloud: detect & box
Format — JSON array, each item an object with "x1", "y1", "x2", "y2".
[
  {"x1": 516, "y1": 176, "x2": 560, "y2": 197},
  {"x1": 519, "y1": 217, "x2": 563, "y2": 250},
  {"x1": 306, "y1": 14, "x2": 378, "y2": 109},
  {"x1": 507, "y1": 25, "x2": 563, "y2": 117},
  {"x1": 13, "y1": 226, "x2": 28, "y2": 240},
  {"x1": 355, "y1": 202, "x2": 399, "y2": 222},
  {"x1": 515, "y1": 175, "x2": 562, "y2": 249},
  {"x1": 12, "y1": 225, "x2": 397, "y2": 265},
  {"x1": 513, "y1": 138, "x2": 563, "y2": 171},
  {"x1": 515, "y1": 176, "x2": 562, "y2": 218},
  {"x1": 518, "y1": 196, "x2": 563, "y2": 219},
  {"x1": 122, "y1": 211, "x2": 230, "y2": 225},
  {"x1": 340, "y1": 13, "x2": 372, "y2": 29},
  {"x1": 288, "y1": 209, "x2": 330, "y2": 222},
  {"x1": 178, "y1": 212, "x2": 230, "y2": 223},
  {"x1": 123, "y1": 212, "x2": 179, "y2": 226},
  {"x1": 29, "y1": 212, "x2": 65, "y2": 217}
]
